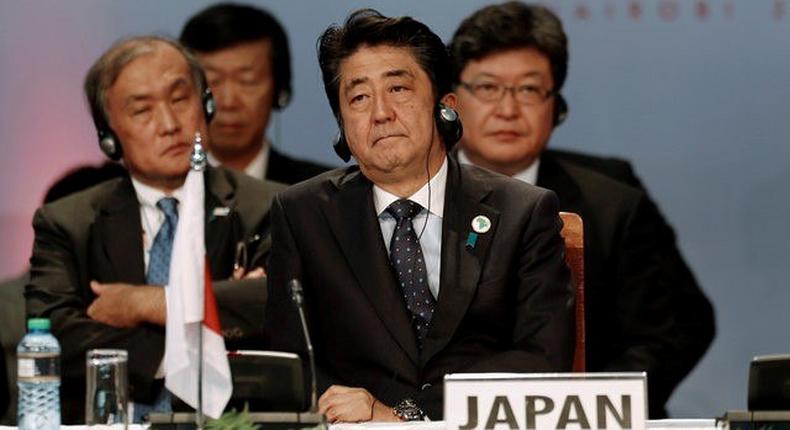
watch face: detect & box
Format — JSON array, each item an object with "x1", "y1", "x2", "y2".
[{"x1": 395, "y1": 398, "x2": 425, "y2": 421}]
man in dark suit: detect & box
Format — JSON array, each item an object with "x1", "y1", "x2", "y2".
[
  {"x1": 264, "y1": 9, "x2": 574, "y2": 423},
  {"x1": 449, "y1": 2, "x2": 715, "y2": 418},
  {"x1": 180, "y1": 3, "x2": 330, "y2": 184},
  {"x1": 25, "y1": 36, "x2": 282, "y2": 423},
  {"x1": 0, "y1": 347, "x2": 7, "y2": 424}
]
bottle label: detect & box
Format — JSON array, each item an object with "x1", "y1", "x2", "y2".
[
  {"x1": 17, "y1": 353, "x2": 59, "y2": 381},
  {"x1": 18, "y1": 358, "x2": 35, "y2": 378}
]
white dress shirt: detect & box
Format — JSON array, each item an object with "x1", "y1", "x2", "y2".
[
  {"x1": 458, "y1": 148, "x2": 540, "y2": 185},
  {"x1": 373, "y1": 157, "x2": 447, "y2": 299},
  {"x1": 207, "y1": 139, "x2": 270, "y2": 180}
]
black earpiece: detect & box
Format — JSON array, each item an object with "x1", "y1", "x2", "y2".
[
  {"x1": 275, "y1": 89, "x2": 292, "y2": 110},
  {"x1": 98, "y1": 128, "x2": 122, "y2": 161},
  {"x1": 332, "y1": 102, "x2": 464, "y2": 163},
  {"x1": 554, "y1": 93, "x2": 568, "y2": 126},
  {"x1": 203, "y1": 87, "x2": 216, "y2": 123},
  {"x1": 332, "y1": 130, "x2": 352, "y2": 163},
  {"x1": 434, "y1": 102, "x2": 463, "y2": 147}
]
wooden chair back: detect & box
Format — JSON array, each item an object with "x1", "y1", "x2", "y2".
[{"x1": 560, "y1": 211, "x2": 585, "y2": 372}]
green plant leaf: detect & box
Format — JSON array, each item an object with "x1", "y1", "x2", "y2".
[{"x1": 205, "y1": 403, "x2": 260, "y2": 430}]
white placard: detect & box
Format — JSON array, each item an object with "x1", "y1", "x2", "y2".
[{"x1": 444, "y1": 372, "x2": 647, "y2": 430}]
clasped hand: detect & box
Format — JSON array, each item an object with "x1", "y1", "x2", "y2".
[
  {"x1": 318, "y1": 385, "x2": 402, "y2": 423},
  {"x1": 86, "y1": 266, "x2": 266, "y2": 328},
  {"x1": 87, "y1": 281, "x2": 164, "y2": 327}
]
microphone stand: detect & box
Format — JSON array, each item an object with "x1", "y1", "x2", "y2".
[{"x1": 289, "y1": 279, "x2": 318, "y2": 413}]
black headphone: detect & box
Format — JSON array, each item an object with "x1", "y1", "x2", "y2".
[
  {"x1": 274, "y1": 88, "x2": 291, "y2": 110},
  {"x1": 96, "y1": 87, "x2": 216, "y2": 161},
  {"x1": 554, "y1": 93, "x2": 568, "y2": 126},
  {"x1": 332, "y1": 102, "x2": 463, "y2": 162}
]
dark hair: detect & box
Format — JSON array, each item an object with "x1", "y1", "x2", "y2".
[
  {"x1": 448, "y1": 1, "x2": 568, "y2": 91},
  {"x1": 317, "y1": 8, "x2": 452, "y2": 120},
  {"x1": 84, "y1": 36, "x2": 208, "y2": 133},
  {"x1": 180, "y1": 3, "x2": 291, "y2": 107}
]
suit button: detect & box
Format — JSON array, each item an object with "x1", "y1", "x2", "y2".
[{"x1": 421, "y1": 383, "x2": 432, "y2": 391}]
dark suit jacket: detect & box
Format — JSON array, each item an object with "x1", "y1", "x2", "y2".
[
  {"x1": 25, "y1": 166, "x2": 283, "y2": 423},
  {"x1": 265, "y1": 156, "x2": 574, "y2": 419},
  {"x1": 537, "y1": 149, "x2": 715, "y2": 418},
  {"x1": 266, "y1": 147, "x2": 332, "y2": 185},
  {"x1": 0, "y1": 340, "x2": 7, "y2": 425}
]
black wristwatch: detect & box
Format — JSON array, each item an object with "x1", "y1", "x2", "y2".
[{"x1": 392, "y1": 398, "x2": 427, "y2": 421}]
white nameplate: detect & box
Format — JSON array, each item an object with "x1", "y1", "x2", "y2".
[{"x1": 444, "y1": 372, "x2": 647, "y2": 430}]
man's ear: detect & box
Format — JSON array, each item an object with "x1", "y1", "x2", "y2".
[{"x1": 440, "y1": 92, "x2": 457, "y2": 110}]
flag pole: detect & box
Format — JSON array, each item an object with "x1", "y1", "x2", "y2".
[
  {"x1": 197, "y1": 323, "x2": 204, "y2": 429},
  {"x1": 191, "y1": 132, "x2": 208, "y2": 430}
]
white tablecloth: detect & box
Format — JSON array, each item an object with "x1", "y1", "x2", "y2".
[
  {"x1": 329, "y1": 418, "x2": 722, "y2": 430},
  {"x1": 0, "y1": 418, "x2": 722, "y2": 429}
]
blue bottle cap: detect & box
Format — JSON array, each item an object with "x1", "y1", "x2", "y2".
[{"x1": 27, "y1": 318, "x2": 50, "y2": 331}]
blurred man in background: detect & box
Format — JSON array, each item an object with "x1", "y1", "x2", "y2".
[
  {"x1": 0, "y1": 350, "x2": 6, "y2": 424},
  {"x1": 181, "y1": 3, "x2": 330, "y2": 184},
  {"x1": 449, "y1": 1, "x2": 715, "y2": 417}
]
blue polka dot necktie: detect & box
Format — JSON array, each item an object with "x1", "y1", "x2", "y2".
[
  {"x1": 386, "y1": 199, "x2": 436, "y2": 349},
  {"x1": 146, "y1": 197, "x2": 179, "y2": 286}
]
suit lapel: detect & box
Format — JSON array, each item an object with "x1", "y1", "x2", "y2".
[
  {"x1": 204, "y1": 167, "x2": 237, "y2": 278},
  {"x1": 94, "y1": 169, "x2": 238, "y2": 284},
  {"x1": 265, "y1": 147, "x2": 285, "y2": 182},
  {"x1": 421, "y1": 158, "x2": 499, "y2": 365},
  {"x1": 95, "y1": 177, "x2": 146, "y2": 284},
  {"x1": 536, "y1": 153, "x2": 582, "y2": 214},
  {"x1": 323, "y1": 169, "x2": 420, "y2": 365}
]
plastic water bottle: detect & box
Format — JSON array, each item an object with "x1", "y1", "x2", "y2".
[{"x1": 17, "y1": 318, "x2": 61, "y2": 430}]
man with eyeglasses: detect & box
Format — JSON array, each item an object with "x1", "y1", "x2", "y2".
[{"x1": 450, "y1": 2, "x2": 715, "y2": 418}]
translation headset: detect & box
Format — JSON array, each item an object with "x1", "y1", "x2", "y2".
[
  {"x1": 95, "y1": 86, "x2": 216, "y2": 161},
  {"x1": 332, "y1": 102, "x2": 463, "y2": 162},
  {"x1": 554, "y1": 93, "x2": 568, "y2": 126},
  {"x1": 275, "y1": 88, "x2": 291, "y2": 110}
]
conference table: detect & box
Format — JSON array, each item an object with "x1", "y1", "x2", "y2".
[
  {"x1": 0, "y1": 418, "x2": 722, "y2": 429},
  {"x1": 331, "y1": 419, "x2": 722, "y2": 430}
]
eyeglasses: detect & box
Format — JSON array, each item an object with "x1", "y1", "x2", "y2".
[{"x1": 459, "y1": 81, "x2": 557, "y2": 106}]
